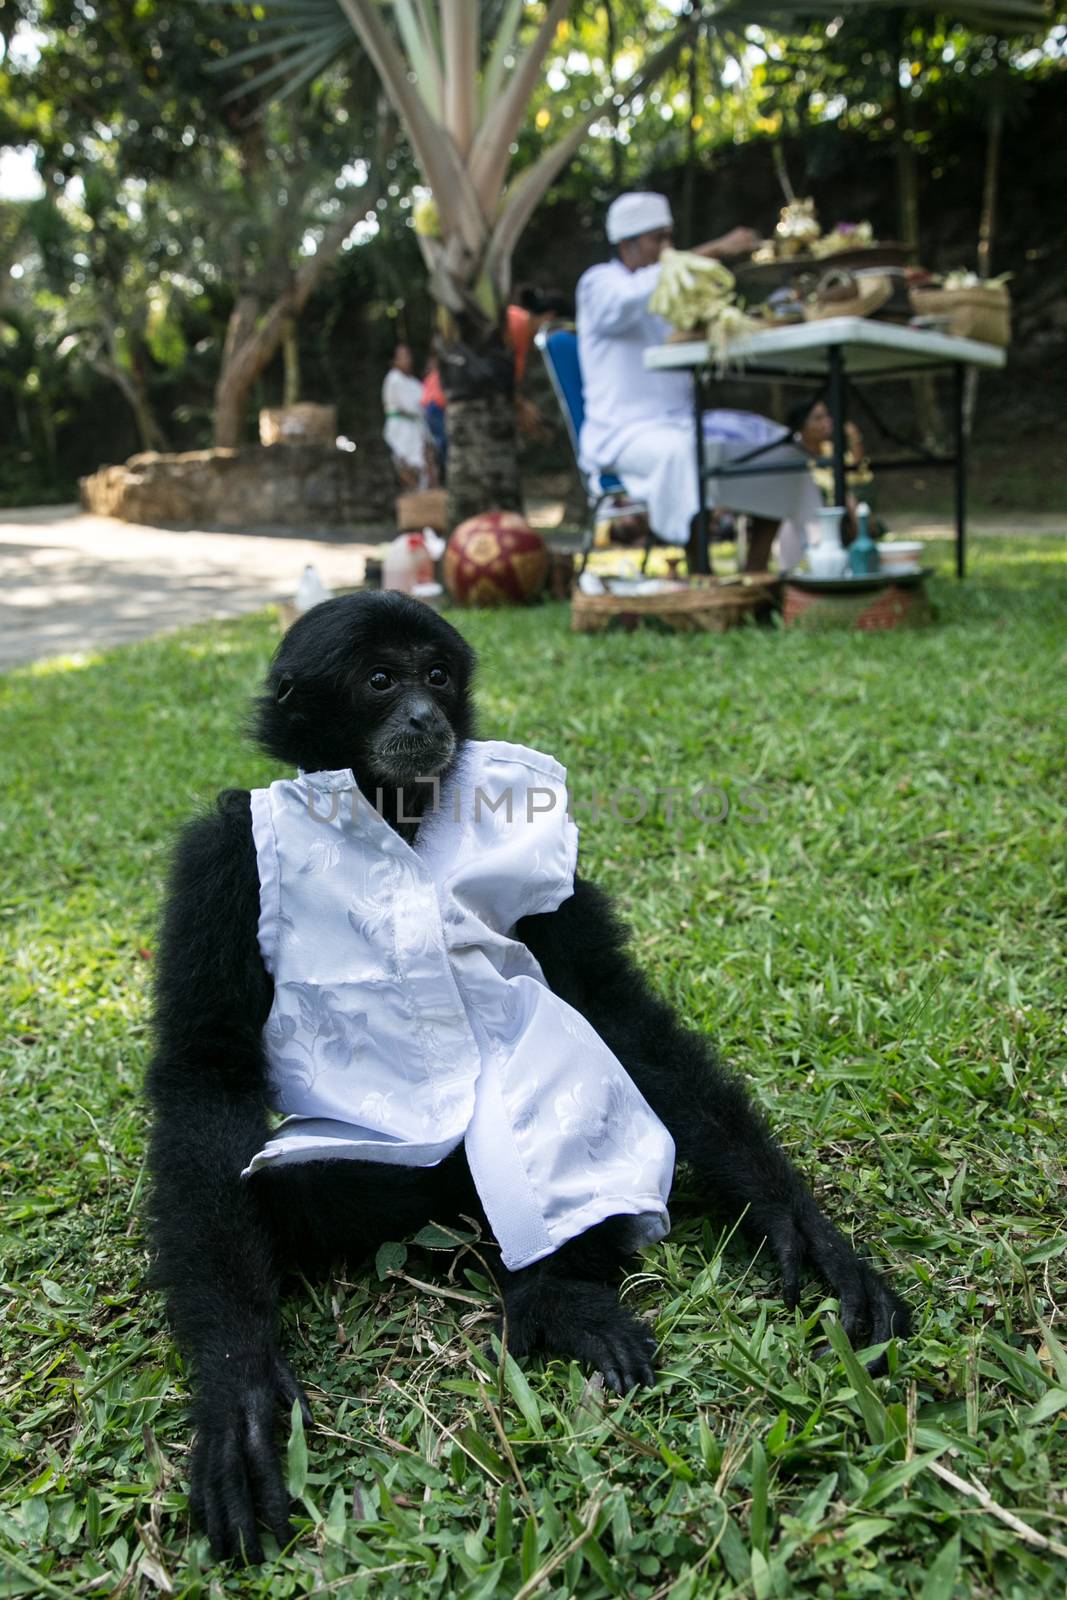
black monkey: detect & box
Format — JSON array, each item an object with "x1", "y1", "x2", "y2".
[{"x1": 146, "y1": 591, "x2": 908, "y2": 1564}]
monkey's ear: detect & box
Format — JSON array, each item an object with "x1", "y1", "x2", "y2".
[{"x1": 276, "y1": 674, "x2": 296, "y2": 705}]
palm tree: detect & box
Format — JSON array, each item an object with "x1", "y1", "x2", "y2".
[{"x1": 234, "y1": 1, "x2": 700, "y2": 525}]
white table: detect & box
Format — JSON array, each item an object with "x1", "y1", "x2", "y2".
[{"x1": 644, "y1": 317, "x2": 1006, "y2": 577}]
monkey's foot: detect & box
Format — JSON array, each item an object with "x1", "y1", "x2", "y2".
[{"x1": 501, "y1": 1277, "x2": 657, "y2": 1394}]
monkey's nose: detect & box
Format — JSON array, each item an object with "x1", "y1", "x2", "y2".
[{"x1": 408, "y1": 709, "x2": 432, "y2": 732}]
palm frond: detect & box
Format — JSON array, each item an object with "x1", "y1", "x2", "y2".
[
  {"x1": 335, "y1": 0, "x2": 488, "y2": 255},
  {"x1": 393, "y1": 0, "x2": 444, "y2": 120},
  {"x1": 468, "y1": 0, "x2": 571, "y2": 213},
  {"x1": 485, "y1": 113, "x2": 594, "y2": 298},
  {"x1": 479, "y1": 0, "x2": 525, "y2": 120},
  {"x1": 442, "y1": 0, "x2": 479, "y2": 154},
  {"x1": 215, "y1": 28, "x2": 352, "y2": 103}
]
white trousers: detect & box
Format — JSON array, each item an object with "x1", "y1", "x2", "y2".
[{"x1": 610, "y1": 411, "x2": 821, "y2": 555}]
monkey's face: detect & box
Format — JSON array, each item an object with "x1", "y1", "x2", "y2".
[
  {"x1": 355, "y1": 643, "x2": 459, "y2": 789},
  {"x1": 255, "y1": 592, "x2": 476, "y2": 791}
]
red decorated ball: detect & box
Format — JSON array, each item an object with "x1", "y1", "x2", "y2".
[{"x1": 444, "y1": 511, "x2": 548, "y2": 607}]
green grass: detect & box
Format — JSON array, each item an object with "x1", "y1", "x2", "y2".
[{"x1": 1, "y1": 535, "x2": 1065, "y2": 1599}]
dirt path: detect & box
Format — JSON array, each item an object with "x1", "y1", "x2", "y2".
[{"x1": 0, "y1": 507, "x2": 392, "y2": 670}]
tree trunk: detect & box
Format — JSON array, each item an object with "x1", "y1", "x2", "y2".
[
  {"x1": 605, "y1": 1, "x2": 624, "y2": 191},
  {"x1": 214, "y1": 291, "x2": 261, "y2": 448},
  {"x1": 891, "y1": 21, "x2": 941, "y2": 450},
  {"x1": 212, "y1": 196, "x2": 376, "y2": 448},
  {"x1": 964, "y1": 48, "x2": 1005, "y2": 437},
  {"x1": 92, "y1": 355, "x2": 170, "y2": 453},
  {"x1": 128, "y1": 381, "x2": 170, "y2": 454},
  {"x1": 282, "y1": 316, "x2": 301, "y2": 407},
  {"x1": 681, "y1": 42, "x2": 698, "y2": 244},
  {"x1": 444, "y1": 392, "x2": 522, "y2": 529}
]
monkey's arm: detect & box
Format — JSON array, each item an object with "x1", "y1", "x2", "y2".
[
  {"x1": 146, "y1": 790, "x2": 307, "y2": 1563},
  {"x1": 515, "y1": 875, "x2": 909, "y2": 1369}
]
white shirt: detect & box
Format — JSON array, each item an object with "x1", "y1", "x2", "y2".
[
  {"x1": 576, "y1": 259, "x2": 693, "y2": 474},
  {"x1": 381, "y1": 368, "x2": 428, "y2": 473},
  {"x1": 242, "y1": 740, "x2": 675, "y2": 1271}
]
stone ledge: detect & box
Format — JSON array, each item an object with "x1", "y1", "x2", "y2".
[{"x1": 79, "y1": 442, "x2": 395, "y2": 529}]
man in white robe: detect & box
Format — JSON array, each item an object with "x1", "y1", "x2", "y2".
[
  {"x1": 382, "y1": 344, "x2": 433, "y2": 489},
  {"x1": 576, "y1": 192, "x2": 817, "y2": 571}
]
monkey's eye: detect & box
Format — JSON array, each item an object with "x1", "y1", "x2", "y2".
[
  {"x1": 368, "y1": 669, "x2": 394, "y2": 692},
  {"x1": 427, "y1": 664, "x2": 449, "y2": 688}
]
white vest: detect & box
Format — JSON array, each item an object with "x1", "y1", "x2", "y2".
[{"x1": 241, "y1": 740, "x2": 674, "y2": 1270}]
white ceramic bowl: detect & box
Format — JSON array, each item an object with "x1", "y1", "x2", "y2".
[{"x1": 879, "y1": 540, "x2": 924, "y2": 571}]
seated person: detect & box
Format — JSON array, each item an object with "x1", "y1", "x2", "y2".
[
  {"x1": 576, "y1": 192, "x2": 821, "y2": 573},
  {"x1": 785, "y1": 394, "x2": 882, "y2": 550},
  {"x1": 382, "y1": 344, "x2": 435, "y2": 490}
]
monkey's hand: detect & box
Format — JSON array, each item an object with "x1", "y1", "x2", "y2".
[
  {"x1": 764, "y1": 1193, "x2": 910, "y2": 1377},
  {"x1": 189, "y1": 1346, "x2": 312, "y2": 1564},
  {"x1": 501, "y1": 1275, "x2": 658, "y2": 1395}
]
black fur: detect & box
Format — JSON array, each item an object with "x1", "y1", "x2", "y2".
[{"x1": 145, "y1": 591, "x2": 908, "y2": 1564}]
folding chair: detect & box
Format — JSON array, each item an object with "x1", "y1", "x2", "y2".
[{"x1": 535, "y1": 325, "x2": 654, "y2": 573}]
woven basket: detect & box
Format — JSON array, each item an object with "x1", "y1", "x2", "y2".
[
  {"x1": 571, "y1": 576, "x2": 780, "y2": 634},
  {"x1": 259, "y1": 403, "x2": 337, "y2": 447},
  {"x1": 396, "y1": 487, "x2": 448, "y2": 532},
  {"x1": 909, "y1": 284, "x2": 1010, "y2": 346}
]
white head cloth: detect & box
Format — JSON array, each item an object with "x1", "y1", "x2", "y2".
[{"x1": 606, "y1": 191, "x2": 673, "y2": 245}]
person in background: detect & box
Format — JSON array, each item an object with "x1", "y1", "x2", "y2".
[
  {"x1": 576, "y1": 191, "x2": 821, "y2": 573},
  {"x1": 784, "y1": 394, "x2": 880, "y2": 550},
  {"x1": 507, "y1": 288, "x2": 573, "y2": 437},
  {"x1": 421, "y1": 356, "x2": 448, "y2": 480},
  {"x1": 382, "y1": 344, "x2": 434, "y2": 489}
]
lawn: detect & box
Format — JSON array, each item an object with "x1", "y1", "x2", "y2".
[{"x1": 1, "y1": 536, "x2": 1065, "y2": 1599}]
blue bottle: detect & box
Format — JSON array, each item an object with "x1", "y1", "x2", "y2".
[{"x1": 848, "y1": 501, "x2": 880, "y2": 576}]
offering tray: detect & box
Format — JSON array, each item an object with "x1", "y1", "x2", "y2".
[
  {"x1": 736, "y1": 243, "x2": 916, "y2": 302},
  {"x1": 785, "y1": 566, "x2": 931, "y2": 594}
]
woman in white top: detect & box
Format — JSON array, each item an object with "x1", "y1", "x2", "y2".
[{"x1": 382, "y1": 344, "x2": 433, "y2": 489}]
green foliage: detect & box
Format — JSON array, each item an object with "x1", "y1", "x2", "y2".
[{"x1": 1, "y1": 534, "x2": 1066, "y2": 1594}]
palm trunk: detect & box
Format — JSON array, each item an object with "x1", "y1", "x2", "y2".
[
  {"x1": 444, "y1": 389, "x2": 522, "y2": 528},
  {"x1": 437, "y1": 301, "x2": 522, "y2": 528}
]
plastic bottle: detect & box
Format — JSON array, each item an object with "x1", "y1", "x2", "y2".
[
  {"x1": 294, "y1": 564, "x2": 333, "y2": 613},
  {"x1": 848, "y1": 501, "x2": 880, "y2": 576},
  {"x1": 383, "y1": 529, "x2": 442, "y2": 594}
]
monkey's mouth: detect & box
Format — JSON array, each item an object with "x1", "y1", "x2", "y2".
[{"x1": 372, "y1": 729, "x2": 456, "y2": 782}]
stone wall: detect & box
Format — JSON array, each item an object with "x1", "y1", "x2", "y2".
[{"x1": 80, "y1": 442, "x2": 395, "y2": 529}]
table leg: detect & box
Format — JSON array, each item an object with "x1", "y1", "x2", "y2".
[
  {"x1": 954, "y1": 362, "x2": 967, "y2": 579},
  {"x1": 693, "y1": 368, "x2": 711, "y2": 576},
  {"x1": 829, "y1": 345, "x2": 847, "y2": 510}
]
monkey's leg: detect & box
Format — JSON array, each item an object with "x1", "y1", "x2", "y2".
[{"x1": 518, "y1": 879, "x2": 910, "y2": 1373}]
